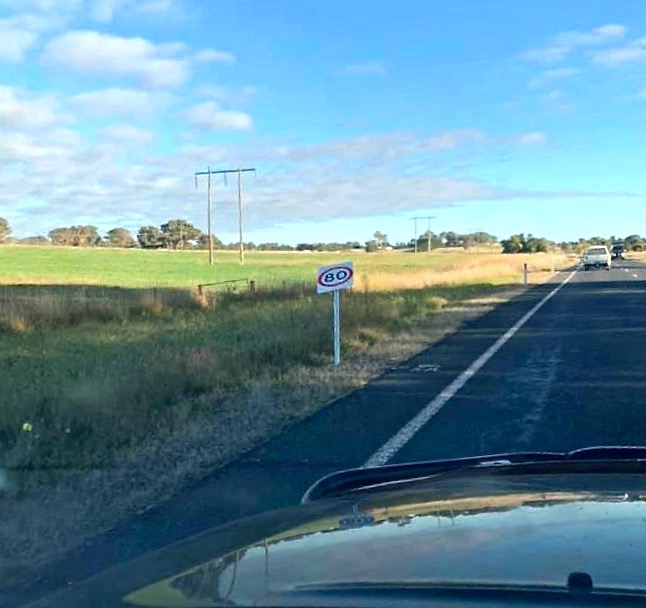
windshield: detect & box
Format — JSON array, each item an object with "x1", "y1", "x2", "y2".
[{"x1": 1, "y1": 0, "x2": 645, "y2": 604}]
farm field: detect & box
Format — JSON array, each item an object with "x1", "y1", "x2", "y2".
[
  {"x1": 0, "y1": 246, "x2": 568, "y2": 578},
  {"x1": 0, "y1": 244, "x2": 546, "y2": 288}
]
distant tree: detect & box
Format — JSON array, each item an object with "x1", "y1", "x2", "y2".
[
  {"x1": 373, "y1": 231, "x2": 388, "y2": 248},
  {"x1": 137, "y1": 226, "x2": 163, "y2": 249},
  {"x1": 501, "y1": 234, "x2": 525, "y2": 254},
  {"x1": 501, "y1": 233, "x2": 550, "y2": 254},
  {"x1": 197, "y1": 233, "x2": 223, "y2": 250},
  {"x1": 365, "y1": 240, "x2": 379, "y2": 253},
  {"x1": 525, "y1": 236, "x2": 549, "y2": 253},
  {"x1": 0, "y1": 218, "x2": 11, "y2": 243},
  {"x1": 624, "y1": 234, "x2": 644, "y2": 252},
  {"x1": 19, "y1": 236, "x2": 50, "y2": 245},
  {"x1": 66, "y1": 226, "x2": 101, "y2": 247},
  {"x1": 106, "y1": 227, "x2": 137, "y2": 248},
  {"x1": 160, "y1": 219, "x2": 201, "y2": 249},
  {"x1": 49, "y1": 227, "x2": 75, "y2": 246}
]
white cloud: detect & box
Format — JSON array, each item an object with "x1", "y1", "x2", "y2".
[
  {"x1": 0, "y1": 13, "x2": 57, "y2": 62},
  {"x1": 342, "y1": 61, "x2": 387, "y2": 76},
  {"x1": 264, "y1": 130, "x2": 489, "y2": 163},
  {"x1": 41, "y1": 30, "x2": 189, "y2": 87},
  {"x1": 88, "y1": 0, "x2": 178, "y2": 21},
  {"x1": 71, "y1": 87, "x2": 163, "y2": 119},
  {"x1": 1, "y1": 120, "x2": 632, "y2": 240},
  {"x1": 593, "y1": 46, "x2": 646, "y2": 66},
  {"x1": 0, "y1": 85, "x2": 66, "y2": 129},
  {"x1": 195, "y1": 85, "x2": 259, "y2": 105},
  {"x1": 99, "y1": 124, "x2": 155, "y2": 147},
  {"x1": 193, "y1": 49, "x2": 236, "y2": 64},
  {"x1": 0, "y1": 25, "x2": 37, "y2": 62},
  {"x1": 527, "y1": 67, "x2": 579, "y2": 89},
  {"x1": 554, "y1": 24, "x2": 626, "y2": 47},
  {"x1": 522, "y1": 23, "x2": 626, "y2": 63},
  {"x1": 521, "y1": 46, "x2": 569, "y2": 64},
  {"x1": 513, "y1": 131, "x2": 548, "y2": 146},
  {"x1": 183, "y1": 101, "x2": 252, "y2": 130},
  {"x1": 0, "y1": 0, "x2": 82, "y2": 12},
  {"x1": 136, "y1": 0, "x2": 175, "y2": 14},
  {"x1": 90, "y1": 0, "x2": 126, "y2": 22}
]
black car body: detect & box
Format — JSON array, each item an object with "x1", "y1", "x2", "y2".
[
  {"x1": 24, "y1": 449, "x2": 646, "y2": 607},
  {"x1": 611, "y1": 244, "x2": 625, "y2": 260}
]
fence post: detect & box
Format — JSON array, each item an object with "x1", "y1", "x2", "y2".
[
  {"x1": 249, "y1": 280, "x2": 256, "y2": 293},
  {"x1": 523, "y1": 263, "x2": 528, "y2": 286}
]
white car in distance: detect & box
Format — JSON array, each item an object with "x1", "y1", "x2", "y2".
[{"x1": 583, "y1": 245, "x2": 611, "y2": 271}]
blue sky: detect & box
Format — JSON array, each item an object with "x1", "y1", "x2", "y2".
[{"x1": 0, "y1": 0, "x2": 645, "y2": 245}]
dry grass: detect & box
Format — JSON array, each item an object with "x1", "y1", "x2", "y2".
[
  {"x1": 0, "y1": 289, "x2": 517, "y2": 583},
  {"x1": 0, "y1": 250, "x2": 566, "y2": 585},
  {"x1": 354, "y1": 253, "x2": 568, "y2": 291}
]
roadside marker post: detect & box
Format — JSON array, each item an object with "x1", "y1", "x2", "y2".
[{"x1": 316, "y1": 261, "x2": 354, "y2": 366}]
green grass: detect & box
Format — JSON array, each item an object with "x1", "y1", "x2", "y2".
[
  {"x1": 0, "y1": 284, "x2": 495, "y2": 470},
  {"x1": 0, "y1": 246, "x2": 553, "y2": 472},
  {"x1": 0, "y1": 245, "x2": 494, "y2": 288}
]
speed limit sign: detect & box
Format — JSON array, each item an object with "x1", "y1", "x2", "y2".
[
  {"x1": 316, "y1": 262, "x2": 354, "y2": 294},
  {"x1": 316, "y1": 261, "x2": 354, "y2": 366}
]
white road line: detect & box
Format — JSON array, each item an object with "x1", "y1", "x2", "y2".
[{"x1": 362, "y1": 268, "x2": 579, "y2": 468}]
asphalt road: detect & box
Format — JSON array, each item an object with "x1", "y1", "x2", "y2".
[{"x1": 8, "y1": 259, "x2": 646, "y2": 605}]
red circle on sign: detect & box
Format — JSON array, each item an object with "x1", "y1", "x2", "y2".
[{"x1": 318, "y1": 266, "x2": 353, "y2": 288}]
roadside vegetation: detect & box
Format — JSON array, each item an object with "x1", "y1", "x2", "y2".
[
  {"x1": 0, "y1": 246, "x2": 568, "y2": 580},
  {"x1": 0, "y1": 247, "x2": 564, "y2": 471}
]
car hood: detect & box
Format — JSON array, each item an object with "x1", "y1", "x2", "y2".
[{"x1": 28, "y1": 472, "x2": 646, "y2": 607}]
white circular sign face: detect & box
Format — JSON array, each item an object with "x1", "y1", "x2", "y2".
[
  {"x1": 316, "y1": 261, "x2": 354, "y2": 294},
  {"x1": 317, "y1": 265, "x2": 353, "y2": 289}
]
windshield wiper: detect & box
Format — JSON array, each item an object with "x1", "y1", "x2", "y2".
[{"x1": 302, "y1": 446, "x2": 646, "y2": 503}]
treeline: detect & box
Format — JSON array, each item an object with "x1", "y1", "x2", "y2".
[
  {"x1": 2, "y1": 216, "x2": 644, "y2": 254},
  {"x1": 499, "y1": 234, "x2": 646, "y2": 254},
  {"x1": 557, "y1": 235, "x2": 645, "y2": 253}
]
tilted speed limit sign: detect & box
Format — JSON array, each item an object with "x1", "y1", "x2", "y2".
[{"x1": 316, "y1": 261, "x2": 354, "y2": 366}]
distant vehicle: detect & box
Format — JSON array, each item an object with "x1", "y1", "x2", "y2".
[
  {"x1": 611, "y1": 243, "x2": 625, "y2": 260},
  {"x1": 36, "y1": 447, "x2": 646, "y2": 608},
  {"x1": 583, "y1": 245, "x2": 611, "y2": 271}
]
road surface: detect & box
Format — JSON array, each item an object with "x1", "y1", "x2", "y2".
[{"x1": 8, "y1": 259, "x2": 646, "y2": 605}]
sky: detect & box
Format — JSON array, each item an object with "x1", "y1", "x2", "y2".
[{"x1": 0, "y1": 0, "x2": 645, "y2": 245}]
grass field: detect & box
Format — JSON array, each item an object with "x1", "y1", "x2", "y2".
[
  {"x1": 0, "y1": 245, "x2": 569, "y2": 579},
  {"x1": 0, "y1": 246, "x2": 563, "y2": 470},
  {"x1": 0, "y1": 244, "x2": 550, "y2": 288}
]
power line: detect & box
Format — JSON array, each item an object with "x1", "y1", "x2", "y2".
[{"x1": 194, "y1": 166, "x2": 256, "y2": 264}]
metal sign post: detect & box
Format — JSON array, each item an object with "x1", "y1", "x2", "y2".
[
  {"x1": 316, "y1": 261, "x2": 354, "y2": 366},
  {"x1": 332, "y1": 290, "x2": 341, "y2": 366}
]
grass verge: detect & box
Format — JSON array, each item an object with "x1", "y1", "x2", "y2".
[{"x1": 0, "y1": 251, "x2": 566, "y2": 584}]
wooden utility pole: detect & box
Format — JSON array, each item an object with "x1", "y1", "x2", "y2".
[
  {"x1": 411, "y1": 216, "x2": 435, "y2": 253},
  {"x1": 194, "y1": 166, "x2": 214, "y2": 265},
  {"x1": 194, "y1": 166, "x2": 256, "y2": 265},
  {"x1": 237, "y1": 168, "x2": 244, "y2": 263}
]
